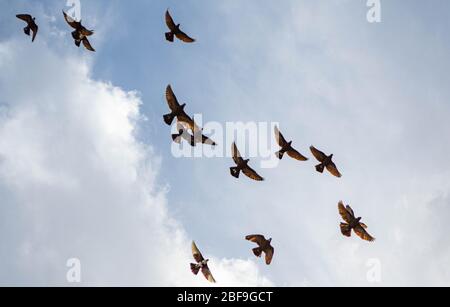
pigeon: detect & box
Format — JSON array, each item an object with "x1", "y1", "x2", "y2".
[
  {"x1": 16, "y1": 14, "x2": 38, "y2": 42},
  {"x1": 230, "y1": 143, "x2": 264, "y2": 181},
  {"x1": 274, "y1": 126, "x2": 308, "y2": 161},
  {"x1": 245, "y1": 235, "x2": 274, "y2": 265},
  {"x1": 190, "y1": 241, "x2": 216, "y2": 283},
  {"x1": 165, "y1": 10, "x2": 195, "y2": 43},
  {"x1": 310, "y1": 146, "x2": 342, "y2": 178},
  {"x1": 63, "y1": 11, "x2": 95, "y2": 52},
  {"x1": 164, "y1": 85, "x2": 200, "y2": 132},
  {"x1": 172, "y1": 122, "x2": 217, "y2": 146},
  {"x1": 338, "y1": 201, "x2": 375, "y2": 242}
]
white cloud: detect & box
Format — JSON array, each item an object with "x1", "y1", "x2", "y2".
[{"x1": 0, "y1": 39, "x2": 272, "y2": 286}]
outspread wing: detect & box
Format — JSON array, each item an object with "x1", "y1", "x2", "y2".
[
  {"x1": 326, "y1": 162, "x2": 342, "y2": 178},
  {"x1": 345, "y1": 205, "x2": 355, "y2": 218},
  {"x1": 191, "y1": 241, "x2": 205, "y2": 263},
  {"x1": 265, "y1": 246, "x2": 274, "y2": 265},
  {"x1": 31, "y1": 24, "x2": 38, "y2": 42},
  {"x1": 354, "y1": 225, "x2": 375, "y2": 242},
  {"x1": 243, "y1": 166, "x2": 264, "y2": 181},
  {"x1": 16, "y1": 14, "x2": 33, "y2": 23},
  {"x1": 287, "y1": 148, "x2": 308, "y2": 161},
  {"x1": 338, "y1": 201, "x2": 353, "y2": 223},
  {"x1": 310, "y1": 146, "x2": 327, "y2": 162},
  {"x1": 201, "y1": 134, "x2": 217, "y2": 146},
  {"x1": 201, "y1": 265, "x2": 216, "y2": 283},
  {"x1": 274, "y1": 126, "x2": 288, "y2": 147},
  {"x1": 165, "y1": 10, "x2": 177, "y2": 31},
  {"x1": 232, "y1": 142, "x2": 244, "y2": 165},
  {"x1": 175, "y1": 30, "x2": 195, "y2": 43},
  {"x1": 245, "y1": 235, "x2": 266, "y2": 246},
  {"x1": 82, "y1": 37, "x2": 95, "y2": 52},
  {"x1": 165, "y1": 85, "x2": 181, "y2": 111},
  {"x1": 63, "y1": 11, "x2": 80, "y2": 29}
]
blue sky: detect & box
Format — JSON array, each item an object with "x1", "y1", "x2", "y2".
[{"x1": 1, "y1": 0, "x2": 450, "y2": 286}]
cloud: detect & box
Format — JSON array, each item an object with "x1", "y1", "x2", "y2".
[{"x1": 0, "y1": 37, "x2": 272, "y2": 286}]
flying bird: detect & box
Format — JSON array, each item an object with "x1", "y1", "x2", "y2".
[
  {"x1": 165, "y1": 10, "x2": 195, "y2": 43},
  {"x1": 164, "y1": 85, "x2": 200, "y2": 132},
  {"x1": 230, "y1": 143, "x2": 264, "y2": 181},
  {"x1": 190, "y1": 241, "x2": 216, "y2": 283},
  {"x1": 338, "y1": 201, "x2": 375, "y2": 242},
  {"x1": 274, "y1": 126, "x2": 308, "y2": 161},
  {"x1": 310, "y1": 146, "x2": 342, "y2": 178},
  {"x1": 16, "y1": 14, "x2": 38, "y2": 42},
  {"x1": 63, "y1": 11, "x2": 95, "y2": 52},
  {"x1": 245, "y1": 235, "x2": 274, "y2": 265},
  {"x1": 172, "y1": 122, "x2": 217, "y2": 147}
]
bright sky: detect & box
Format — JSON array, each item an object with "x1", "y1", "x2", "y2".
[{"x1": 1, "y1": 0, "x2": 450, "y2": 286}]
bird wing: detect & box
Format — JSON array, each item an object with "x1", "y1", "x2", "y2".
[
  {"x1": 232, "y1": 143, "x2": 244, "y2": 165},
  {"x1": 31, "y1": 24, "x2": 38, "y2": 42},
  {"x1": 245, "y1": 235, "x2": 266, "y2": 246},
  {"x1": 326, "y1": 162, "x2": 342, "y2": 178},
  {"x1": 165, "y1": 85, "x2": 181, "y2": 111},
  {"x1": 287, "y1": 148, "x2": 308, "y2": 161},
  {"x1": 345, "y1": 205, "x2": 355, "y2": 218},
  {"x1": 201, "y1": 265, "x2": 216, "y2": 283},
  {"x1": 354, "y1": 225, "x2": 375, "y2": 242},
  {"x1": 201, "y1": 134, "x2": 217, "y2": 146},
  {"x1": 274, "y1": 126, "x2": 288, "y2": 147},
  {"x1": 16, "y1": 14, "x2": 33, "y2": 23},
  {"x1": 265, "y1": 246, "x2": 274, "y2": 265},
  {"x1": 63, "y1": 11, "x2": 80, "y2": 29},
  {"x1": 81, "y1": 28, "x2": 94, "y2": 36},
  {"x1": 175, "y1": 30, "x2": 195, "y2": 43},
  {"x1": 191, "y1": 241, "x2": 205, "y2": 263},
  {"x1": 82, "y1": 37, "x2": 95, "y2": 52},
  {"x1": 243, "y1": 166, "x2": 264, "y2": 181},
  {"x1": 165, "y1": 10, "x2": 177, "y2": 31},
  {"x1": 338, "y1": 201, "x2": 353, "y2": 223},
  {"x1": 310, "y1": 146, "x2": 327, "y2": 162}
]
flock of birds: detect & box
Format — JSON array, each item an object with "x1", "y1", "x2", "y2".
[{"x1": 16, "y1": 8, "x2": 375, "y2": 284}]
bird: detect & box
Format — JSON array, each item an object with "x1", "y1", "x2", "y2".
[
  {"x1": 190, "y1": 241, "x2": 216, "y2": 283},
  {"x1": 172, "y1": 122, "x2": 217, "y2": 147},
  {"x1": 245, "y1": 235, "x2": 274, "y2": 265},
  {"x1": 63, "y1": 11, "x2": 95, "y2": 52},
  {"x1": 165, "y1": 10, "x2": 195, "y2": 43},
  {"x1": 164, "y1": 85, "x2": 200, "y2": 132},
  {"x1": 310, "y1": 146, "x2": 342, "y2": 178},
  {"x1": 230, "y1": 143, "x2": 264, "y2": 181},
  {"x1": 16, "y1": 14, "x2": 38, "y2": 42},
  {"x1": 338, "y1": 201, "x2": 375, "y2": 242},
  {"x1": 274, "y1": 126, "x2": 308, "y2": 161}
]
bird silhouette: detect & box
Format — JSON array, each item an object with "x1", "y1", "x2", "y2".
[
  {"x1": 338, "y1": 201, "x2": 375, "y2": 242},
  {"x1": 274, "y1": 126, "x2": 308, "y2": 161},
  {"x1": 164, "y1": 85, "x2": 201, "y2": 133},
  {"x1": 16, "y1": 14, "x2": 38, "y2": 42},
  {"x1": 165, "y1": 10, "x2": 195, "y2": 43},
  {"x1": 310, "y1": 146, "x2": 342, "y2": 178},
  {"x1": 190, "y1": 241, "x2": 216, "y2": 283},
  {"x1": 172, "y1": 122, "x2": 217, "y2": 146},
  {"x1": 63, "y1": 11, "x2": 95, "y2": 52},
  {"x1": 230, "y1": 143, "x2": 264, "y2": 181},
  {"x1": 245, "y1": 235, "x2": 274, "y2": 265}
]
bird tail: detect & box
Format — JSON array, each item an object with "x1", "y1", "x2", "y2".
[
  {"x1": 252, "y1": 247, "x2": 263, "y2": 257},
  {"x1": 315, "y1": 163, "x2": 325, "y2": 173},
  {"x1": 230, "y1": 167, "x2": 240, "y2": 178},
  {"x1": 190, "y1": 263, "x2": 200, "y2": 275},
  {"x1": 23, "y1": 26, "x2": 31, "y2": 36},
  {"x1": 340, "y1": 223, "x2": 352, "y2": 237},
  {"x1": 163, "y1": 113, "x2": 176, "y2": 126},
  {"x1": 172, "y1": 133, "x2": 182, "y2": 144},
  {"x1": 275, "y1": 150, "x2": 285, "y2": 160},
  {"x1": 165, "y1": 32, "x2": 174, "y2": 42},
  {"x1": 71, "y1": 30, "x2": 80, "y2": 40},
  {"x1": 74, "y1": 40, "x2": 81, "y2": 47}
]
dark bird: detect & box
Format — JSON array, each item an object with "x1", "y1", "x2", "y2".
[
  {"x1": 164, "y1": 85, "x2": 200, "y2": 132},
  {"x1": 16, "y1": 14, "x2": 38, "y2": 42},
  {"x1": 230, "y1": 143, "x2": 264, "y2": 181},
  {"x1": 310, "y1": 146, "x2": 342, "y2": 178},
  {"x1": 63, "y1": 11, "x2": 95, "y2": 52},
  {"x1": 190, "y1": 241, "x2": 216, "y2": 283},
  {"x1": 172, "y1": 122, "x2": 217, "y2": 147},
  {"x1": 165, "y1": 10, "x2": 195, "y2": 43},
  {"x1": 245, "y1": 235, "x2": 274, "y2": 265},
  {"x1": 338, "y1": 201, "x2": 375, "y2": 242},
  {"x1": 274, "y1": 126, "x2": 308, "y2": 161}
]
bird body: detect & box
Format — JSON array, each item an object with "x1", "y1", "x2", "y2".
[
  {"x1": 165, "y1": 10, "x2": 195, "y2": 43},
  {"x1": 230, "y1": 143, "x2": 264, "y2": 181},
  {"x1": 245, "y1": 235, "x2": 274, "y2": 265},
  {"x1": 274, "y1": 126, "x2": 308, "y2": 161},
  {"x1": 63, "y1": 11, "x2": 95, "y2": 52},
  {"x1": 16, "y1": 14, "x2": 38, "y2": 42},
  {"x1": 190, "y1": 241, "x2": 216, "y2": 283},
  {"x1": 164, "y1": 85, "x2": 201, "y2": 132},
  {"x1": 172, "y1": 122, "x2": 216, "y2": 147},
  {"x1": 310, "y1": 146, "x2": 342, "y2": 177},
  {"x1": 338, "y1": 201, "x2": 375, "y2": 242}
]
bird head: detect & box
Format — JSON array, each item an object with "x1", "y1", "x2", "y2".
[
  {"x1": 268, "y1": 238, "x2": 272, "y2": 243},
  {"x1": 176, "y1": 24, "x2": 181, "y2": 29},
  {"x1": 288, "y1": 141, "x2": 293, "y2": 146},
  {"x1": 356, "y1": 217, "x2": 362, "y2": 222},
  {"x1": 329, "y1": 154, "x2": 334, "y2": 159},
  {"x1": 245, "y1": 159, "x2": 250, "y2": 164},
  {"x1": 181, "y1": 103, "x2": 186, "y2": 109}
]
